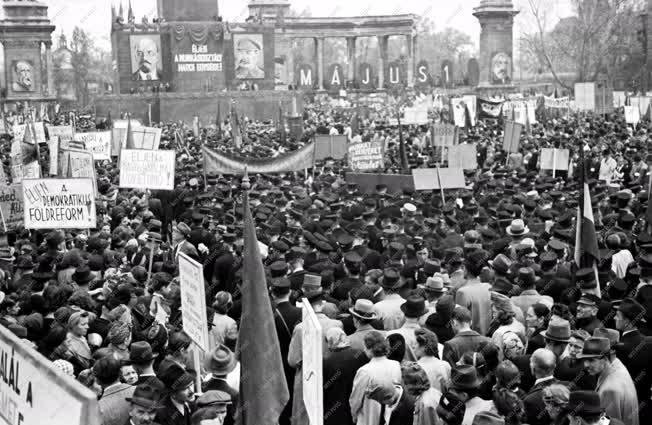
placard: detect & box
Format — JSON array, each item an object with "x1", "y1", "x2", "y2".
[
  {"x1": 348, "y1": 141, "x2": 384, "y2": 171},
  {"x1": 119, "y1": 149, "x2": 175, "y2": 190},
  {"x1": 625, "y1": 106, "x2": 640, "y2": 125},
  {"x1": 47, "y1": 125, "x2": 74, "y2": 148},
  {"x1": 123, "y1": 127, "x2": 162, "y2": 150},
  {"x1": 630, "y1": 96, "x2": 651, "y2": 116},
  {"x1": 0, "y1": 323, "x2": 101, "y2": 425},
  {"x1": 613, "y1": 91, "x2": 627, "y2": 107},
  {"x1": 49, "y1": 136, "x2": 59, "y2": 176},
  {"x1": 314, "y1": 135, "x2": 347, "y2": 160},
  {"x1": 301, "y1": 299, "x2": 324, "y2": 425},
  {"x1": 503, "y1": 120, "x2": 523, "y2": 153},
  {"x1": 0, "y1": 183, "x2": 23, "y2": 230},
  {"x1": 31, "y1": 122, "x2": 46, "y2": 144},
  {"x1": 412, "y1": 168, "x2": 465, "y2": 190},
  {"x1": 447, "y1": 144, "x2": 477, "y2": 169},
  {"x1": 23, "y1": 178, "x2": 96, "y2": 229},
  {"x1": 73, "y1": 132, "x2": 112, "y2": 160},
  {"x1": 432, "y1": 123, "x2": 457, "y2": 147},
  {"x1": 178, "y1": 251, "x2": 209, "y2": 351},
  {"x1": 403, "y1": 106, "x2": 429, "y2": 125},
  {"x1": 574, "y1": 82, "x2": 596, "y2": 111},
  {"x1": 540, "y1": 148, "x2": 570, "y2": 171},
  {"x1": 345, "y1": 173, "x2": 415, "y2": 194}
]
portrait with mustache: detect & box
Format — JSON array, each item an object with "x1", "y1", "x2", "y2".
[
  {"x1": 12, "y1": 60, "x2": 34, "y2": 92},
  {"x1": 131, "y1": 36, "x2": 162, "y2": 81}
]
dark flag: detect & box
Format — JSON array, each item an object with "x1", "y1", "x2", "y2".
[
  {"x1": 477, "y1": 98, "x2": 505, "y2": 120},
  {"x1": 237, "y1": 187, "x2": 290, "y2": 425},
  {"x1": 574, "y1": 146, "x2": 600, "y2": 293},
  {"x1": 464, "y1": 103, "x2": 473, "y2": 129},
  {"x1": 216, "y1": 101, "x2": 222, "y2": 138}
]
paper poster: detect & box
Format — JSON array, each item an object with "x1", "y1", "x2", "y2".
[
  {"x1": 0, "y1": 183, "x2": 23, "y2": 230},
  {"x1": 49, "y1": 136, "x2": 59, "y2": 176},
  {"x1": 123, "y1": 126, "x2": 162, "y2": 150},
  {"x1": 625, "y1": 106, "x2": 641, "y2": 125},
  {"x1": 23, "y1": 178, "x2": 96, "y2": 229},
  {"x1": 178, "y1": 252, "x2": 209, "y2": 351},
  {"x1": 447, "y1": 144, "x2": 477, "y2": 169},
  {"x1": 119, "y1": 149, "x2": 175, "y2": 190},
  {"x1": 348, "y1": 141, "x2": 384, "y2": 171},
  {"x1": 403, "y1": 106, "x2": 429, "y2": 125},
  {"x1": 503, "y1": 121, "x2": 523, "y2": 153},
  {"x1": 412, "y1": 168, "x2": 465, "y2": 190},
  {"x1": 47, "y1": 125, "x2": 75, "y2": 149},
  {"x1": 301, "y1": 299, "x2": 324, "y2": 425},
  {"x1": 73, "y1": 132, "x2": 112, "y2": 160},
  {"x1": 540, "y1": 148, "x2": 570, "y2": 170},
  {"x1": 432, "y1": 123, "x2": 457, "y2": 147}
]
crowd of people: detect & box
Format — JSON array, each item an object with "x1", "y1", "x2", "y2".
[{"x1": 1, "y1": 91, "x2": 651, "y2": 425}]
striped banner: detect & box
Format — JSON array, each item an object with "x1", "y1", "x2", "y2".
[{"x1": 202, "y1": 143, "x2": 315, "y2": 175}]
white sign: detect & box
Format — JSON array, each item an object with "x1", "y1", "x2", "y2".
[
  {"x1": 73, "y1": 132, "x2": 112, "y2": 160},
  {"x1": 123, "y1": 127, "x2": 162, "y2": 150},
  {"x1": 301, "y1": 299, "x2": 323, "y2": 425},
  {"x1": 0, "y1": 184, "x2": 24, "y2": 230},
  {"x1": 49, "y1": 137, "x2": 59, "y2": 176},
  {"x1": 0, "y1": 323, "x2": 101, "y2": 425},
  {"x1": 540, "y1": 148, "x2": 570, "y2": 171},
  {"x1": 412, "y1": 168, "x2": 466, "y2": 191},
  {"x1": 23, "y1": 178, "x2": 96, "y2": 229},
  {"x1": 113, "y1": 119, "x2": 143, "y2": 129},
  {"x1": 574, "y1": 82, "x2": 596, "y2": 111},
  {"x1": 119, "y1": 149, "x2": 175, "y2": 190},
  {"x1": 178, "y1": 252, "x2": 209, "y2": 351},
  {"x1": 403, "y1": 106, "x2": 429, "y2": 125},
  {"x1": 625, "y1": 106, "x2": 641, "y2": 125},
  {"x1": 47, "y1": 125, "x2": 75, "y2": 150}
]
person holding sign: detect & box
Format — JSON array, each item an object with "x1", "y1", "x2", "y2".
[{"x1": 598, "y1": 149, "x2": 620, "y2": 184}]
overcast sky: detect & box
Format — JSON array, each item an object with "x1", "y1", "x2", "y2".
[{"x1": 47, "y1": 0, "x2": 575, "y2": 49}]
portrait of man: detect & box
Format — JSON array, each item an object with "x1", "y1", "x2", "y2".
[
  {"x1": 234, "y1": 34, "x2": 265, "y2": 79},
  {"x1": 491, "y1": 52, "x2": 512, "y2": 85},
  {"x1": 12, "y1": 60, "x2": 34, "y2": 92},
  {"x1": 130, "y1": 35, "x2": 162, "y2": 81}
]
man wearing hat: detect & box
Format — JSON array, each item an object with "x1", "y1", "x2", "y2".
[
  {"x1": 449, "y1": 364, "x2": 493, "y2": 425},
  {"x1": 510, "y1": 267, "x2": 553, "y2": 319},
  {"x1": 387, "y1": 294, "x2": 428, "y2": 361},
  {"x1": 202, "y1": 345, "x2": 238, "y2": 425},
  {"x1": 578, "y1": 337, "x2": 639, "y2": 425},
  {"x1": 614, "y1": 298, "x2": 652, "y2": 421},
  {"x1": 374, "y1": 268, "x2": 407, "y2": 331},
  {"x1": 156, "y1": 364, "x2": 197, "y2": 425},
  {"x1": 287, "y1": 274, "x2": 342, "y2": 425},
  {"x1": 575, "y1": 294, "x2": 603, "y2": 335},
  {"x1": 171, "y1": 222, "x2": 199, "y2": 262},
  {"x1": 192, "y1": 391, "x2": 233, "y2": 425},
  {"x1": 348, "y1": 298, "x2": 383, "y2": 353},
  {"x1": 566, "y1": 390, "x2": 626, "y2": 425},
  {"x1": 419, "y1": 274, "x2": 448, "y2": 324},
  {"x1": 129, "y1": 341, "x2": 165, "y2": 391},
  {"x1": 126, "y1": 383, "x2": 164, "y2": 425}
]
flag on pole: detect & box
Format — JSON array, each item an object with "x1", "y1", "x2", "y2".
[
  {"x1": 574, "y1": 145, "x2": 600, "y2": 293},
  {"x1": 230, "y1": 101, "x2": 242, "y2": 148},
  {"x1": 237, "y1": 186, "x2": 289, "y2": 425},
  {"x1": 525, "y1": 103, "x2": 532, "y2": 135}
]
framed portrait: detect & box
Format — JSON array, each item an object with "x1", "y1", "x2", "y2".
[
  {"x1": 234, "y1": 34, "x2": 265, "y2": 80},
  {"x1": 490, "y1": 52, "x2": 512, "y2": 85},
  {"x1": 129, "y1": 34, "x2": 163, "y2": 81},
  {"x1": 11, "y1": 60, "x2": 35, "y2": 92}
]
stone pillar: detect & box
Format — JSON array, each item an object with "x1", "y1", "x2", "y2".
[
  {"x1": 346, "y1": 36, "x2": 356, "y2": 85},
  {"x1": 378, "y1": 35, "x2": 388, "y2": 90},
  {"x1": 315, "y1": 37, "x2": 324, "y2": 91},
  {"x1": 45, "y1": 41, "x2": 54, "y2": 97},
  {"x1": 406, "y1": 33, "x2": 414, "y2": 88},
  {"x1": 473, "y1": 0, "x2": 518, "y2": 89},
  {"x1": 287, "y1": 38, "x2": 296, "y2": 89}
]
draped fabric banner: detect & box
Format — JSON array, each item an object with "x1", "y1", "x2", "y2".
[
  {"x1": 477, "y1": 98, "x2": 504, "y2": 119},
  {"x1": 203, "y1": 144, "x2": 315, "y2": 175}
]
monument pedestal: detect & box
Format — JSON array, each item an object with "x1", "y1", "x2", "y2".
[{"x1": 473, "y1": 0, "x2": 518, "y2": 90}]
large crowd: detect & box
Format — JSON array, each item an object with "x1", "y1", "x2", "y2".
[{"x1": 1, "y1": 91, "x2": 651, "y2": 425}]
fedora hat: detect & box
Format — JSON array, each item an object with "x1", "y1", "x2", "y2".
[
  {"x1": 129, "y1": 341, "x2": 158, "y2": 364},
  {"x1": 540, "y1": 318, "x2": 571, "y2": 343},
  {"x1": 616, "y1": 297, "x2": 647, "y2": 323},
  {"x1": 349, "y1": 299, "x2": 378, "y2": 320},
  {"x1": 422, "y1": 276, "x2": 448, "y2": 293},
  {"x1": 516, "y1": 267, "x2": 537, "y2": 287},
  {"x1": 159, "y1": 364, "x2": 194, "y2": 392},
  {"x1": 381, "y1": 267, "x2": 403, "y2": 289},
  {"x1": 576, "y1": 337, "x2": 611, "y2": 359},
  {"x1": 451, "y1": 364, "x2": 482, "y2": 390},
  {"x1": 506, "y1": 219, "x2": 529, "y2": 236},
  {"x1": 489, "y1": 254, "x2": 512, "y2": 275},
  {"x1": 302, "y1": 274, "x2": 323, "y2": 300},
  {"x1": 567, "y1": 391, "x2": 604, "y2": 417},
  {"x1": 126, "y1": 384, "x2": 163, "y2": 410},
  {"x1": 400, "y1": 295, "x2": 428, "y2": 318},
  {"x1": 593, "y1": 328, "x2": 619, "y2": 352},
  {"x1": 204, "y1": 344, "x2": 237, "y2": 376},
  {"x1": 72, "y1": 265, "x2": 94, "y2": 284}
]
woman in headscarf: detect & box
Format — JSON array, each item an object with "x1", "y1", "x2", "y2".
[
  {"x1": 62, "y1": 311, "x2": 93, "y2": 372},
  {"x1": 402, "y1": 361, "x2": 441, "y2": 425}
]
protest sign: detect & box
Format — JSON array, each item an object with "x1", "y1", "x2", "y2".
[
  {"x1": 11, "y1": 162, "x2": 40, "y2": 183},
  {"x1": 119, "y1": 149, "x2": 175, "y2": 190},
  {"x1": 49, "y1": 137, "x2": 59, "y2": 176},
  {"x1": 314, "y1": 135, "x2": 347, "y2": 160},
  {"x1": 431, "y1": 123, "x2": 457, "y2": 147},
  {"x1": 0, "y1": 323, "x2": 101, "y2": 425},
  {"x1": 412, "y1": 168, "x2": 466, "y2": 191},
  {"x1": 575, "y1": 82, "x2": 596, "y2": 111},
  {"x1": 0, "y1": 183, "x2": 24, "y2": 230},
  {"x1": 402, "y1": 106, "x2": 429, "y2": 125},
  {"x1": 447, "y1": 144, "x2": 477, "y2": 169},
  {"x1": 477, "y1": 98, "x2": 504, "y2": 119},
  {"x1": 114, "y1": 119, "x2": 143, "y2": 129},
  {"x1": 345, "y1": 173, "x2": 414, "y2": 194},
  {"x1": 613, "y1": 91, "x2": 627, "y2": 107},
  {"x1": 462, "y1": 95, "x2": 477, "y2": 126},
  {"x1": 23, "y1": 178, "x2": 96, "y2": 229},
  {"x1": 178, "y1": 251, "x2": 209, "y2": 351},
  {"x1": 630, "y1": 96, "x2": 651, "y2": 116},
  {"x1": 123, "y1": 127, "x2": 162, "y2": 150},
  {"x1": 348, "y1": 141, "x2": 384, "y2": 171},
  {"x1": 31, "y1": 122, "x2": 46, "y2": 144},
  {"x1": 625, "y1": 106, "x2": 641, "y2": 125},
  {"x1": 301, "y1": 298, "x2": 324, "y2": 425},
  {"x1": 13, "y1": 124, "x2": 26, "y2": 143},
  {"x1": 451, "y1": 98, "x2": 470, "y2": 127},
  {"x1": 544, "y1": 96, "x2": 570, "y2": 109},
  {"x1": 503, "y1": 121, "x2": 523, "y2": 153},
  {"x1": 73, "y1": 132, "x2": 112, "y2": 160},
  {"x1": 540, "y1": 148, "x2": 570, "y2": 171},
  {"x1": 47, "y1": 125, "x2": 74, "y2": 148}
]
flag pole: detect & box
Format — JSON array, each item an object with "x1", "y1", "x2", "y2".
[{"x1": 436, "y1": 164, "x2": 445, "y2": 205}]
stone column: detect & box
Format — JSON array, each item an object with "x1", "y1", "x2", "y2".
[
  {"x1": 287, "y1": 38, "x2": 296, "y2": 88},
  {"x1": 346, "y1": 36, "x2": 356, "y2": 85},
  {"x1": 45, "y1": 41, "x2": 54, "y2": 97},
  {"x1": 315, "y1": 37, "x2": 324, "y2": 91},
  {"x1": 406, "y1": 33, "x2": 414, "y2": 88},
  {"x1": 378, "y1": 35, "x2": 388, "y2": 90}
]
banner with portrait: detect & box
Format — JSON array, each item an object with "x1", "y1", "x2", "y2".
[
  {"x1": 490, "y1": 52, "x2": 512, "y2": 85},
  {"x1": 11, "y1": 59, "x2": 36, "y2": 92},
  {"x1": 129, "y1": 34, "x2": 163, "y2": 81},
  {"x1": 234, "y1": 34, "x2": 265, "y2": 80}
]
